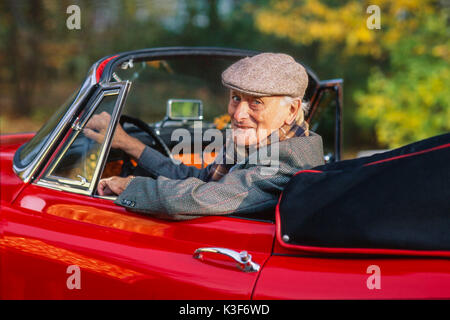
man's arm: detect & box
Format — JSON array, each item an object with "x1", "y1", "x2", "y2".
[
  {"x1": 114, "y1": 163, "x2": 293, "y2": 220},
  {"x1": 114, "y1": 133, "x2": 324, "y2": 220},
  {"x1": 137, "y1": 146, "x2": 214, "y2": 181},
  {"x1": 84, "y1": 112, "x2": 215, "y2": 180},
  {"x1": 84, "y1": 111, "x2": 146, "y2": 160}
]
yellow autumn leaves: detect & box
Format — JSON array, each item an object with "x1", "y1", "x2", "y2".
[
  {"x1": 255, "y1": 0, "x2": 449, "y2": 148},
  {"x1": 255, "y1": 0, "x2": 439, "y2": 59},
  {"x1": 214, "y1": 113, "x2": 231, "y2": 130}
]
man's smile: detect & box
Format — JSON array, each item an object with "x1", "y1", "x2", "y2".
[{"x1": 232, "y1": 122, "x2": 256, "y2": 130}]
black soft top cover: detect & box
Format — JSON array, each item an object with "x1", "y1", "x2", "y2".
[{"x1": 278, "y1": 133, "x2": 450, "y2": 252}]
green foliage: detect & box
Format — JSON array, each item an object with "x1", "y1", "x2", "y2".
[
  {"x1": 2, "y1": 0, "x2": 448, "y2": 151},
  {"x1": 254, "y1": 0, "x2": 450, "y2": 148},
  {"x1": 356, "y1": 11, "x2": 450, "y2": 148}
]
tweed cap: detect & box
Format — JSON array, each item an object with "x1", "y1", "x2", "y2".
[{"x1": 222, "y1": 53, "x2": 308, "y2": 98}]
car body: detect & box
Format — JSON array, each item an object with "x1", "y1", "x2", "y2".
[{"x1": 1, "y1": 47, "x2": 449, "y2": 299}]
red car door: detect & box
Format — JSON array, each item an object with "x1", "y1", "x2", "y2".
[
  {"x1": 253, "y1": 242, "x2": 450, "y2": 299},
  {"x1": 2, "y1": 184, "x2": 274, "y2": 299},
  {"x1": 1, "y1": 78, "x2": 275, "y2": 299}
]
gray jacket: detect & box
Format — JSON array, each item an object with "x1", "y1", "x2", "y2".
[{"x1": 115, "y1": 132, "x2": 324, "y2": 220}]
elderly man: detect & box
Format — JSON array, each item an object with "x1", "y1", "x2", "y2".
[{"x1": 88, "y1": 53, "x2": 324, "y2": 220}]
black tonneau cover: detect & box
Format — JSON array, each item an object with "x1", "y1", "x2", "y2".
[{"x1": 278, "y1": 133, "x2": 450, "y2": 252}]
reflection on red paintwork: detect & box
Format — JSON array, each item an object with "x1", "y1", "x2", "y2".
[
  {"x1": 0, "y1": 236, "x2": 144, "y2": 282},
  {"x1": 46, "y1": 204, "x2": 170, "y2": 237}
]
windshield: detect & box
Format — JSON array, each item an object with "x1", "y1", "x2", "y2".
[
  {"x1": 16, "y1": 88, "x2": 80, "y2": 169},
  {"x1": 111, "y1": 56, "x2": 239, "y2": 124}
]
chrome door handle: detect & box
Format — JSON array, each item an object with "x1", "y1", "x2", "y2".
[{"x1": 193, "y1": 247, "x2": 260, "y2": 273}]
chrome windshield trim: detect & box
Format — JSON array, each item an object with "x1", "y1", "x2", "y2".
[
  {"x1": 35, "y1": 179, "x2": 92, "y2": 196},
  {"x1": 45, "y1": 174, "x2": 89, "y2": 187},
  {"x1": 34, "y1": 81, "x2": 131, "y2": 197},
  {"x1": 94, "y1": 195, "x2": 118, "y2": 201},
  {"x1": 43, "y1": 89, "x2": 120, "y2": 184},
  {"x1": 88, "y1": 81, "x2": 131, "y2": 195},
  {"x1": 13, "y1": 64, "x2": 99, "y2": 183}
]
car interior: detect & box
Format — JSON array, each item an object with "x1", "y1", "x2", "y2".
[{"x1": 37, "y1": 54, "x2": 340, "y2": 222}]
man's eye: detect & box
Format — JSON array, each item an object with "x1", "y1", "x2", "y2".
[
  {"x1": 250, "y1": 100, "x2": 263, "y2": 108},
  {"x1": 232, "y1": 95, "x2": 241, "y2": 102}
]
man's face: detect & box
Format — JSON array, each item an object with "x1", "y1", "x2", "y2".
[{"x1": 227, "y1": 90, "x2": 292, "y2": 146}]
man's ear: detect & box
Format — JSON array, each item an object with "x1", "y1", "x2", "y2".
[{"x1": 285, "y1": 99, "x2": 301, "y2": 125}]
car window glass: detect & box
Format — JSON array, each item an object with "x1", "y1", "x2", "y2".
[
  {"x1": 309, "y1": 89, "x2": 337, "y2": 161},
  {"x1": 17, "y1": 88, "x2": 80, "y2": 168},
  {"x1": 113, "y1": 56, "x2": 237, "y2": 124},
  {"x1": 100, "y1": 56, "x2": 242, "y2": 175},
  {"x1": 43, "y1": 92, "x2": 119, "y2": 187}
]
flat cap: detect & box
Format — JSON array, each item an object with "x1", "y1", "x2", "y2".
[{"x1": 222, "y1": 52, "x2": 308, "y2": 98}]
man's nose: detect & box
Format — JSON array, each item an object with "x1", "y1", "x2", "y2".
[{"x1": 233, "y1": 101, "x2": 250, "y2": 122}]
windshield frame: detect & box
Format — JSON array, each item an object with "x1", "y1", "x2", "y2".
[{"x1": 13, "y1": 65, "x2": 98, "y2": 183}]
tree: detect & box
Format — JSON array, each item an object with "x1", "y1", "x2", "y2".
[
  {"x1": 357, "y1": 11, "x2": 449, "y2": 147},
  {"x1": 254, "y1": 0, "x2": 450, "y2": 148}
]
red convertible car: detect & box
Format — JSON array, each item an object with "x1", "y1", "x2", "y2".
[{"x1": 1, "y1": 47, "x2": 449, "y2": 299}]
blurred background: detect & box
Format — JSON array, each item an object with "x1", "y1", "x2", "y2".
[{"x1": 1, "y1": 0, "x2": 449, "y2": 158}]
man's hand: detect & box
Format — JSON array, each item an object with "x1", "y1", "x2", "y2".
[
  {"x1": 97, "y1": 175, "x2": 135, "y2": 196},
  {"x1": 84, "y1": 111, "x2": 128, "y2": 149},
  {"x1": 84, "y1": 111, "x2": 145, "y2": 159}
]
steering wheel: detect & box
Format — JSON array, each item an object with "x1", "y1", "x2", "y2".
[{"x1": 118, "y1": 114, "x2": 173, "y2": 177}]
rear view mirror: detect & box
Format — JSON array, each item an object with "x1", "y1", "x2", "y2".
[{"x1": 167, "y1": 99, "x2": 203, "y2": 120}]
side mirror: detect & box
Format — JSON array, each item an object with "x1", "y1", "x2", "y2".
[{"x1": 166, "y1": 99, "x2": 203, "y2": 121}]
